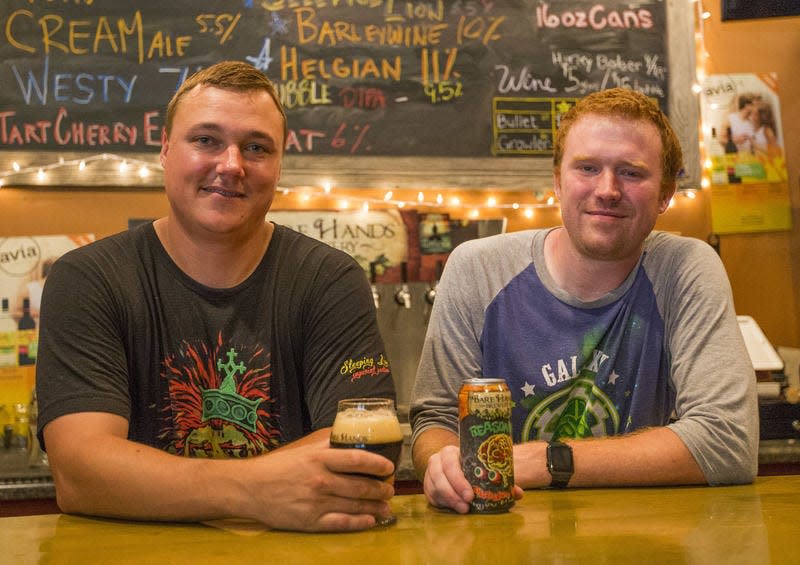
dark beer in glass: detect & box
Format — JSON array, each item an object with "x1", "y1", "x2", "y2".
[{"x1": 330, "y1": 398, "x2": 403, "y2": 526}]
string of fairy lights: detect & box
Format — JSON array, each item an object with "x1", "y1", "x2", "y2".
[
  {"x1": 0, "y1": 1, "x2": 712, "y2": 218},
  {"x1": 0, "y1": 153, "x2": 156, "y2": 186},
  {"x1": 282, "y1": 180, "x2": 562, "y2": 219},
  {"x1": 692, "y1": 0, "x2": 715, "y2": 191}
]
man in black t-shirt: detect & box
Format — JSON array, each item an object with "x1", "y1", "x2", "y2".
[{"x1": 36, "y1": 61, "x2": 396, "y2": 533}]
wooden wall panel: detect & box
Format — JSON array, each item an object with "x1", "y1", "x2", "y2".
[{"x1": 703, "y1": 4, "x2": 800, "y2": 349}]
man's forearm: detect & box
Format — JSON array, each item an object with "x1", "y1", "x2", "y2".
[
  {"x1": 45, "y1": 413, "x2": 325, "y2": 523},
  {"x1": 46, "y1": 413, "x2": 396, "y2": 533},
  {"x1": 514, "y1": 427, "x2": 707, "y2": 489},
  {"x1": 49, "y1": 429, "x2": 249, "y2": 522},
  {"x1": 411, "y1": 427, "x2": 458, "y2": 480}
]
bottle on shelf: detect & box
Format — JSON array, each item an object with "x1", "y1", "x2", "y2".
[
  {"x1": 369, "y1": 261, "x2": 380, "y2": 310},
  {"x1": 28, "y1": 388, "x2": 47, "y2": 466},
  {"x1": 723, "y1": 126, "x2": 741, "y2": 184},
  {"x1": 17, "y1": 298, "x2": 37, "y2": 366},
  {"x1": 707, "y1": 127, "x2": 728, "y2": 185},
  {"x1": 11, "y1": 402, "x2": 29, "y2": 450},
  {"x1": 0, "y1": 404, "x2": 11, "y2": 447},
  {"x1": 0, "y1": 298, "x2": 18, "y2": 367},
  {"x1": 723, "y1": 126, "x2": 738, "y2": 154}
]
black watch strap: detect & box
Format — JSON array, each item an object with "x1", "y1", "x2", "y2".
[{"x1": 546, "y1": 440, "x2": 574, "y2": 489}]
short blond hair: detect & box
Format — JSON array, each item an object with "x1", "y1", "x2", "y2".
[{"x1": 165, "y1": 61, "x2": 287, "y2": 142}]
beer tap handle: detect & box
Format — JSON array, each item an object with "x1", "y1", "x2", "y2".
[
  {"x1": 369, "y1": 261, "x2": 380, "y2": 310},
  {"x1": 425, "y1": 260, "x2": 443, "y2": 305},
  {"x1": 395, "y1": 262, "x2": 411, "y2": 309}
]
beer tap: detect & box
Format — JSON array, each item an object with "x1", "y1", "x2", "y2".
[
  {"x1": 394, "y1": 261, "x2": 412, "y2": 309},
  {"x1": 425, "y1": 260, "x2": 443, "y2": 305},
  {"x1": 369, "y1": 261, "x2": 380, "y2": 310}
]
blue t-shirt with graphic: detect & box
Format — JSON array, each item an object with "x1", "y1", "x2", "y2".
[{"x1": 482, "y1": 261, "x2": 671, "y2": 443}]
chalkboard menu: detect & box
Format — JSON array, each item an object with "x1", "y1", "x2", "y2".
[{"x1": 0, "y1": 1, "x2": 699, "y2": 189}]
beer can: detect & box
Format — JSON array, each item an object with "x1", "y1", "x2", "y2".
[{"x1": 458, "y1": 378, "x2": 514, "y2": 513}]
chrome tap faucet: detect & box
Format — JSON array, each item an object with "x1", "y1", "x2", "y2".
[
  {"x1": 370, "y1": 261, "x2": 380, "y2": 310},
  {"x1": 425, "y1": 260, "x2": 443, "y2": 305},
  {"x1": 395, "y1": 262, "x2": 412, "y2": 309}
]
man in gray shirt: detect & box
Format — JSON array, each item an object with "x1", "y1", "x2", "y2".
[{"x1": 411, "y1": 88, "x2": 758, "y2": 513}]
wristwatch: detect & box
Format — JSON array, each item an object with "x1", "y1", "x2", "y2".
[{"x1": 546, "y1": 440, "x2": 574, "y2": 488}]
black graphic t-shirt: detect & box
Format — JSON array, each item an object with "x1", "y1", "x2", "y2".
[{"x1": 36, "y1": 222, "x2": 395, "y2": 457}]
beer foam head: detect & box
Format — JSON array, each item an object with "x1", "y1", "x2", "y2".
[{"x1": 331, "y1": 407, "x2": 403, "y2": 443}]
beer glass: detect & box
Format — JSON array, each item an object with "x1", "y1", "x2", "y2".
[{"x1": 330, "y1": 398, "x2": 403, "y2": 526}]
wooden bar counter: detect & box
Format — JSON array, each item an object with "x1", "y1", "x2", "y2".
[{"x1": 2, "y1": 475, "x2": 797, "y2": 564}]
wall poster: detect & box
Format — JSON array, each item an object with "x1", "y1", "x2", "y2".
[
  {"x1": 268, "y1": 209, "x2": 408, "y2": 277},
  {"x1": 268, "y1": 208, "x2": 505, "y2": 283},
  {"x1": 0, "y1": 234, "x2": 94, "y2": 408},
  {"x1": 700, "y1": 73, "x2": 791, "y2": 234}
]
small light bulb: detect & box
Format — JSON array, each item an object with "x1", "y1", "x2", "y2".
[{"x1": 384, "y1": 191, "x2": 393, "y2": 201}]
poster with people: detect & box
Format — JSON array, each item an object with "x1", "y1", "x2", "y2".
[
  {"x1": 701, "y1": 73, "x2": 787, "y2": 186},
  {"x1": 0, "y1": 235, "x2": 94, "y2": 408},
  {"x1": 700, "y1": 73, "x2": 791, "y2": 234}
]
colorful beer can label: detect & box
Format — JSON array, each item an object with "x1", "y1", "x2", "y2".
[{"x1": 459, "y1": 378, "x2": 515, "y2": 513}]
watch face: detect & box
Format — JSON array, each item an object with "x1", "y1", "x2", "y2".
[{"x1": 549, "y1": 443, "x2": 574, "y2": 472}]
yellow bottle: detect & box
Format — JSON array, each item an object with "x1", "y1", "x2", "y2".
[{"x1": 0, "y1": 298, "x2": 18, "y2": 367}]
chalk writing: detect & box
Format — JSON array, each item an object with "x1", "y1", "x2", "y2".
[
  {"x1": 12, "y1": 57, "x2": 137, "y2": 105},
  {"x1": 1, "y1": 0, "x2": 669, "y2": 156},
  {"x1": 195, "y1": 13, "x2": 241, "y2": 45},
  {"x1": 536, "y1": 2, "x2": 653, "y2": 30},
  {"x1": 492, "y1": 97, "x2": 577, "y2": 156},
  {"x1": 5, "y1": 10, "x2": 191, "y2": 63}
]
